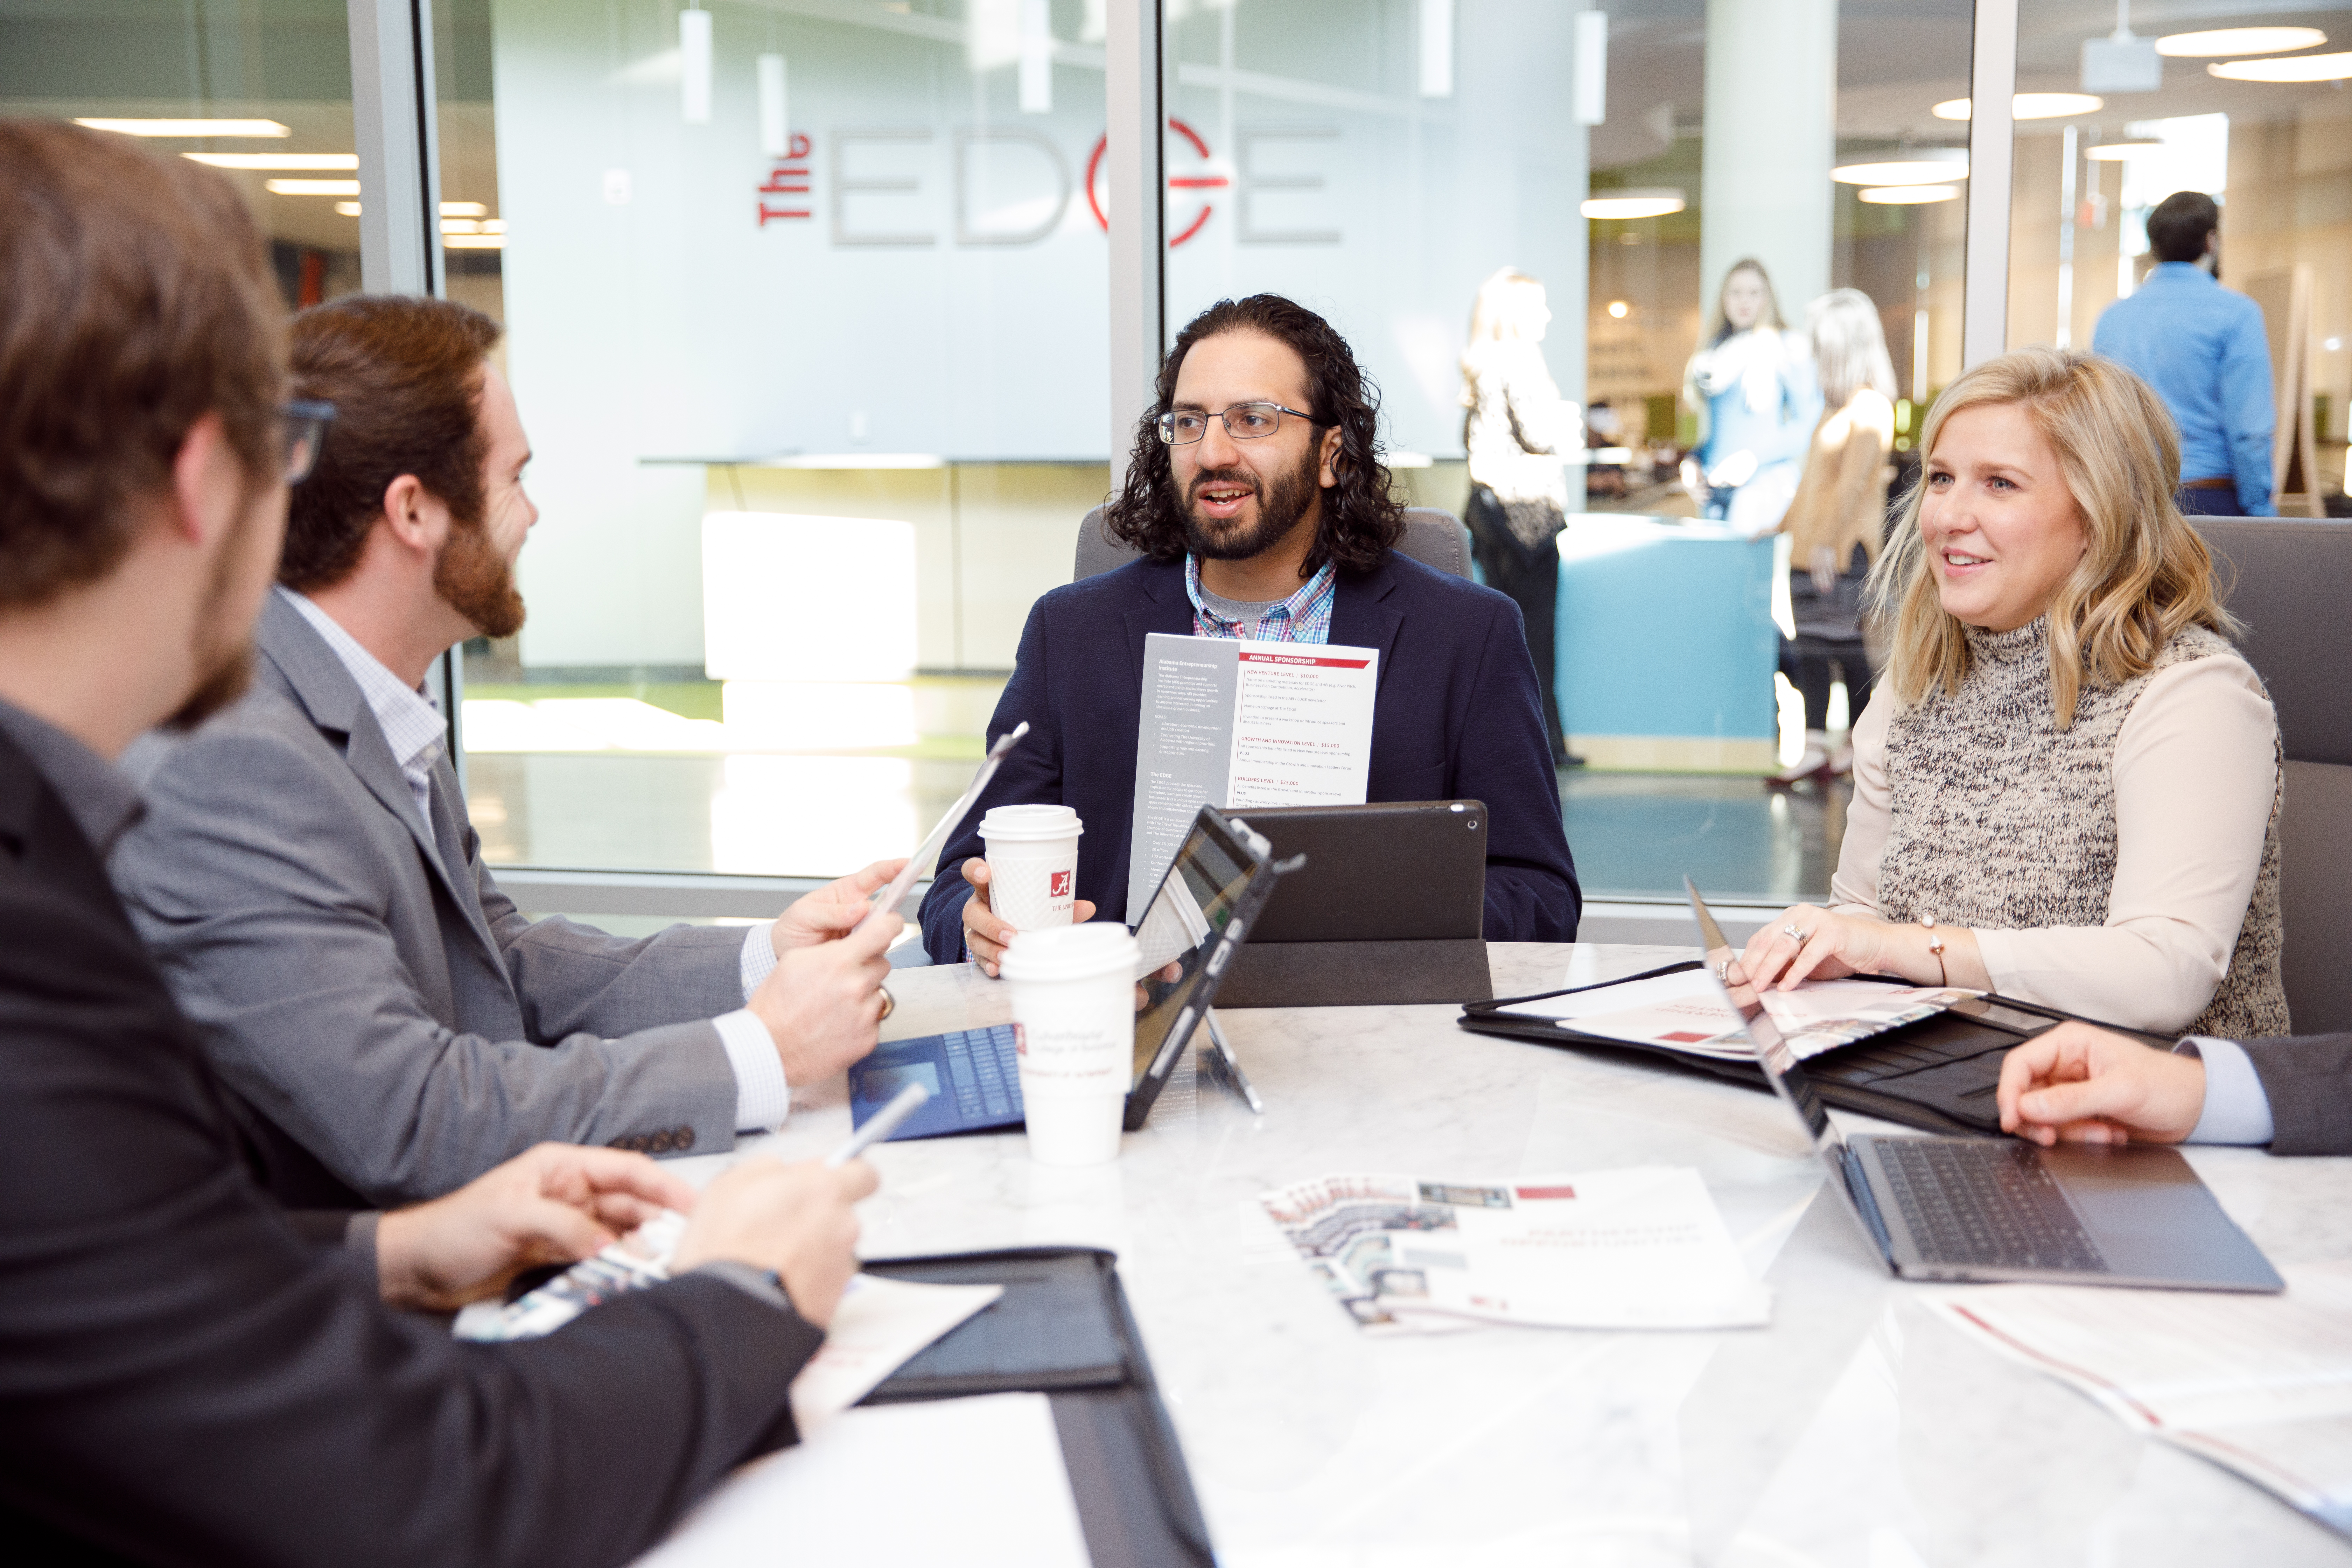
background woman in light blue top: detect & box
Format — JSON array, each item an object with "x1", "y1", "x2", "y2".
[{"x1": 1681, "y1": 258, "x2": 1822, "y2": 535}]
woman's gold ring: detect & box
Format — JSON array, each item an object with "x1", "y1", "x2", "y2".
[{"x1": 878, "y1": 986, "x2": 895, "y2": 1022}]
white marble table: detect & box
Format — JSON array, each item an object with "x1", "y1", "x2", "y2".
[{"x1": 673, "y1": 943, "x2": 2352, "y2": 1567}]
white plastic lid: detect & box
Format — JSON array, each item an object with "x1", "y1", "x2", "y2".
[
  {"x1": 999, "y1": 921, "x2": 1135, "y2": 983},
  {"x1": 980, "y1": 803, "x2": 1084, "y2": 842}
]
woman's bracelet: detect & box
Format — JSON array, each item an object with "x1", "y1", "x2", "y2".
[{"x1": 1918, "y1": 915, "x2": 1948, "y2": 986}]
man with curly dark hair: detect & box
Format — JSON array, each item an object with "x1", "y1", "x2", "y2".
[{"x1": 918, "y1": 295, "x2": 1580, "y2": 964}]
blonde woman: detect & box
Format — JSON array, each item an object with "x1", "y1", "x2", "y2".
[
  {"x1": 1741, "y1": 346, "x2": 2285, "y2": 1040},
  {"x1": 1681, "y1": 259, "x2": 1821, "y2": 535},
  {"x1": 1778, "y1": 288, "x2": 1898, "y2": 740},
  {"x1": 1461, "y1": 266, "x2": 1582, "y2": 763}
]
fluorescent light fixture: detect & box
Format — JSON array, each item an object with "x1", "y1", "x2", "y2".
[
  {"x1": 2083, "y1": 138, "x2": 2162, "y2": 161},
  {"x1": 1573, "y1": 7, "x2": 1608, "y2": 126},
  {"x1": 74, "y1": 118, "x2": 288, "y2": 137},
  {"x1": 182, "y1": 152, "x2": 357, "y2": 170},
  {"x1": 2157, "y1": 27, "x2": 2326, "y2": 58},
  {"x1": 757, "y1": 53, "x2": 789, "y2": 154},
  {"x1": 1859, "y1": 184, "x2": 1960, "y2": 204},
  {"x1": 334, "y1": 201, "x2": 361, "y2": 216},
  {"x1": 265, "y1": 179, "x2": 362, "y2": 196},
  {"x1": 1418, "y1": 0, "x2": 1454, "y2": 98},
  {"x1": 1019, "y1": 0, "x2": 1053, "y2": 113},
  {"x1": 680, "y1": 6, "x2": 713, "y2": 124},
  {"x1": 441, "y1": 200, "x2": 487, "y2": 217},
  {"x1": 442, "y1": 234, "x2": 505, "y2": 250},
  {"x1": 2208, "y1": 51, "x2": 2352, "y2": 83},
  {"x1": 441, "y1": 218, "x2": 481, "y2": 234},
  {"x1": 1581, "y1": 189, "x2": 1684, "y2": 220},
  {"x1": 1933, "y1": 93, "x2": 2104, "y2": 120},
  {"x1": 1832, "y1": 155, "x2": 1967, "y2": 185},
  {"x1": 483, "y1": 219, "x2": 506, "y2": 234}
]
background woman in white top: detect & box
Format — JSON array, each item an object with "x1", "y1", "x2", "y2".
[
  {"x1": 1741, "y1": 346, "x2": 2286, "y2": 1040},
  {"x1": 1461, "y1": 267, "x2": 1583, "y2": 764}
]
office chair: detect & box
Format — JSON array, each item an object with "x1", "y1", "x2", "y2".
[
  {"x1": 2195, "y1": 518, "x2": 2352, "y2": 1031},
  {"x1": 1072, "y1": 505, "x2": 1474, "y2": 583}
]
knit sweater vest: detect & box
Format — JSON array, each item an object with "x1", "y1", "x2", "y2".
[{"x1": 1876, "y1": 618, "x2": 2288, "y2": 1039}]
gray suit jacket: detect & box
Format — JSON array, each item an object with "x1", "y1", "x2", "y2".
[
  {"x1": 2241, "y1": 1034, "x2": 2352, "y2": 1155},
  {"x1": 111, "y1": 595, "x2": 751, "y2": 1205}
]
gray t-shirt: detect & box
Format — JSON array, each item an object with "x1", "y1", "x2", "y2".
[{"x1": 1197, "y1": 585, "x2": 1287, "y2": 638}]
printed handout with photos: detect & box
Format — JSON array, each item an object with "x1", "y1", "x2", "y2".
[
  {"x1": 1258, "y1": 1166, "x2": 1771, "y2": 1334},
  {"x1": 1124, "y1": 631, "x2": 1377, "y2": 917},
  {"x1": 1498, "y1": 968, "x2": 1982, "y2": 1062}
]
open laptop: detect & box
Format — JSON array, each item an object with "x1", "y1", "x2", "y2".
[
  {"x1": 1687, "y1": 878, "x2": 2282, "y2": 1291},
  {"x1": 848, "y1": 804, "x2": 1292, "y2": 1143}
]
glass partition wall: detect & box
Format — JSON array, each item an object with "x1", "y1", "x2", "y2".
[{"x1": 41, "y1": 4, "x2": 2316, "y2": 912}]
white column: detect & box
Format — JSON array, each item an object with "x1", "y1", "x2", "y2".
[
  {"x1": 1104, "y1": 0, "x2": 1165, "y2": 484},
  {"x1": 347, "y1": 0, "x2": 443, "y2": 298},
  {"x1": 1698, "y1": 0, "x2": 1836, "y2": 326},
  {"x1": 1963, "y1": 0, "x2": 2019, "y2": 367}
]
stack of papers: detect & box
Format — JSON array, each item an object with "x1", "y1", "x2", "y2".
[
  {"x1": 634, "y1": 1392, "x2": 1090, "y2": 1568},
  {"x1": 1259, "y1": 1166, "x2": 1772, "y2": 1333},
  {"x1": 1928, "y1": 1262, "x2": 2352, "y2": 1536},
  {"x1": 1500, "y1": 969, "x2": 1977, "y2": 1061}
]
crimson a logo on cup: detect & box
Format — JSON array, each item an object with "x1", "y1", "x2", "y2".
[
  {"x1": 1013, "y1": 1023, "x2": 1028, "y2": 1056},
  {"x1": 1050, "y1": 870, "x2": 1072, "y2": 897}
]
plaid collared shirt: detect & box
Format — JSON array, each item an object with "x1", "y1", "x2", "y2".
[
  {"x1": 1183, "y1": 554, "x2": 1337, "y2": 644},
  {"x1": 280, "y1": 587, "x2": 446, "y2": 826}
]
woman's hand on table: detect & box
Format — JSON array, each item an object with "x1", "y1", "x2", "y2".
[{"x1": 1739, "y1": 905, "x2": 1989, "y2": 993}]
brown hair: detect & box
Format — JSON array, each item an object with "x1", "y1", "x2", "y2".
[
  {"x1": 0, "y1": 119, "x2": 284, "y2": 611},
  {"x1": 1868, "y1": 345, "x2": 2235, "y2": 727},
  {"x1": 282, "y1": 295, "x2": 504, "y2": 592}
]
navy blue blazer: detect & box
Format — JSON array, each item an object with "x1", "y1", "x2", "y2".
[{"x1": 919, "y1": 551, "x2": 1580, "y2": 961}]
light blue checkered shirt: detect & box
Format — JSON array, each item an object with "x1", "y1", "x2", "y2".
[{"x1": 1184, "y1": 554, "x2": 1337, "y2": 644}]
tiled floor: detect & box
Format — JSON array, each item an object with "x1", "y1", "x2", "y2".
[{"x1": 467, "y1": 750, "x2": 1849, "y2": 906}]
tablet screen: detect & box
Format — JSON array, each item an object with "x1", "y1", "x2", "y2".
[{"x1": 1127, "y1": 813, "x2": 1260, "y2": 1088}]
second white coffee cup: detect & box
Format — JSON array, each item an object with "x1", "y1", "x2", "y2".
[
  {"x1": 980, "y1": 803, "x2": 1083, "y2": 934},
  {"x1": 1000, "y1": 922, "x2": 1135, "y2": 1167}
]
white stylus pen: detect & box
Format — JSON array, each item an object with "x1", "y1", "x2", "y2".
[{"x1": 826, "y1": 1082, "x2": 930, "y2": 1165}]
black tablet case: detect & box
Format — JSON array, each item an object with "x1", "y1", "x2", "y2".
[
  {"x1": 860, "y1": 1247, "x2": 1213, "y2": 1568},
  {"x1": 1458, "y1": 962, "x2": 2163, "y2": 1136}
]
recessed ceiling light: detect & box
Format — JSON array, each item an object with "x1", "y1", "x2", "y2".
[
  {"x1": 264, "y1": 179, "x2": 362, "y2": 196},
  {"x1": 1581, "y1": 189, "x2": 1685, "y2": 220},
  {"x1": 2083, "y1": 139, "x2": 2164, "y2": 161},
  {"x1": 1607, "y1": 300, "x2": 1630, "y2": 318},
  {"x1": 2157, "y1": 27, "x2": 2326, "y2": 58},
  {"x1": 441, "y1": 201, "x2": 488, "y2": 217},
  {"x1": 1833, "y1": 156, "x2": 1967, "y2": 185},
  {"x1": 1858, "y1": 184, "x2": 1961, "y2": 204},
  {"x1": 1933, "y1": 93, "x2": 2105, "y2": 121},
  {"x1": 181, "y1": 152, "x2": 356, "y2": 170},
  {"x1": 74, "y1": 117, "x2": 289, "y2": 137},
  {"x1": 334, "y1": 201, "x2": 361, "y2": 216},
  {"x1": 2208, "y1": 51, "x2": 2352, "y2": 83},
  {"x1": 443, "y1": 234, "x2": 505, "y2": 250}
]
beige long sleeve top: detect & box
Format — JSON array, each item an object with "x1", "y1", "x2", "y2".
[{"x1": 1830, "y1": 651, "x2": 2278, "y2": 1032}]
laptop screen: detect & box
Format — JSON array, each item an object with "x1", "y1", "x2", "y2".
[
  {"x1": 1126, "y1": 810, "x2": 1262, "y2": 1088},
  {"x1": 1684, "y1": 877, "x2": 1844, "y2": 1160}
]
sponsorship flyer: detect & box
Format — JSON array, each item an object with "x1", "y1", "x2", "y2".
[
  {"x1": 1125, "y1": 632, "x2": 1377, "y2": 915},
  {"x1": 1498, "y1": 970, "x2": 1981, "y2": 1062},
  {"x1": 1256, "y1": 1167, "x2": 1772, "y2": 1334}
]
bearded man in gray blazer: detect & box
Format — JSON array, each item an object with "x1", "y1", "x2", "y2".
[{"x1": 112, "y1": 295, "x2": 903, "y2": 1207}]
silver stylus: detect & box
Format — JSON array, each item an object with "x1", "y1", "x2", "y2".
[{"x1": 1202, "y1": 1008, "x2": 1263, "y2": 1115}]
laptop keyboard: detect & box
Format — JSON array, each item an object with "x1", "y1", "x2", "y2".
[
  {"x1": 940, "y1": 1025, "x2": 1025, "y2": 1122},
  {"x1": 1874, "y1": 1139, "x2": 2109, "y2": 1273}
]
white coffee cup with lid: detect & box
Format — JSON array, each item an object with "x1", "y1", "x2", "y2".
[
  {"x1": 979, "y1": 803, "x2": 1083, "y2": 934},
  {"x1": 1000, "y1": 922, "x2": 1135, "y2": 1167}
]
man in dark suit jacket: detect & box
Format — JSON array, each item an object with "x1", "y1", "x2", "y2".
[
  {"x1": 1998, "y1": 1019, "x2": 2352, "y2": 1155},
  {"x1": 0, "y1": 118, "x2": 871, "y2": 1564},
  {"x1": 921, "y1": 295, "x2": 1580, "y2": 966}
]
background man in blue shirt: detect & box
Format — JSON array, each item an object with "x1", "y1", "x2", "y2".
[{"x1": 2092, "y1": 190, "x2": 2276, "y2": 516}]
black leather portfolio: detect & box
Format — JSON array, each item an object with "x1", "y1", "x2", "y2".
[
  {"x1": 860, "y1": 1247, "x2": 1213, "y2": 1568},
  {"x1": 1458, "y1": 961, "x2": 2162, "y2": 1136}
]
